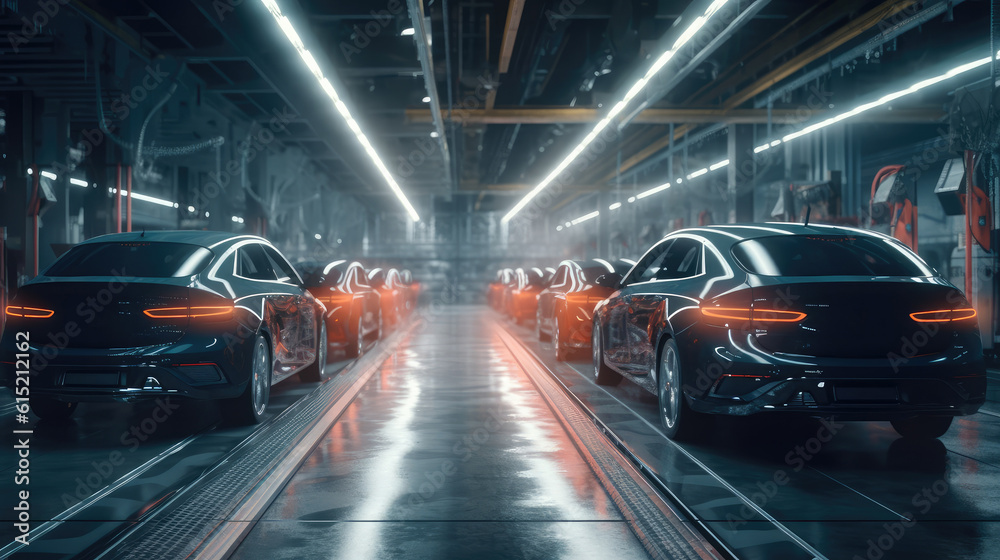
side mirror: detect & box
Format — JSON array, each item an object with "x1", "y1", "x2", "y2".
[{"x1": 594, "y1": 273, "x2": 621, "y2": 290}]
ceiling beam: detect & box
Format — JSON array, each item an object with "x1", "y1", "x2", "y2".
[
  {"x1": 498, "y1": 0, "x2": 526, "y2": 74},
  {"x1": 722, "y1": 0, "x2": 919, "y2": 110}
]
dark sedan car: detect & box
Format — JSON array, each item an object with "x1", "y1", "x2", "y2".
[
  {"x1": 591, "y1": 224, "x2": 985, "y2": 441},
  {"x1": 299, "y1": 260, "x2": 381, "y2": 358},
  {"x1": 1, "y1": 231, "x2": 325, "y2": 425},
  {"x1": 537, "y1": 259, "x2": 635, "y2": 360}
]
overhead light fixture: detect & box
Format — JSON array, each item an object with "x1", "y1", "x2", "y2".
[
  {"x1": 187, "y1": 205, "x2": 196, "y2": 212},
  {"x1": 571, "y1": 210, "x2": 600, "y2": 225},
  {"x1": 69, "y1": 178, "x2": 89, "y2": 187},
  {"x1": 259, "y1": 0, "x2": 420, "y2": 222},
  {"x1": 109, "y1": 188, "x2": 177, "y2": 208},
  {"x1": 627, "y1": 196, "x2": 636, "y2": 203},
  {"x1": 556, "y1": 225, "x2": 563, "y2": 231},
  {"x1": 564, "y1": 221, "x2": 572, "y2": 228},
  {"x1": 686, "y1": 168, "x2": 708, "y2": 180},
  {"x1": 430, "y1": 131, "x2": 439, "y2": 138},
  {"x1": 502, "y1": 0, "x2": 733, "y2": 224},
  {"x1": 609, "y1": 202, "x2": 622, "y2": 210},
  {"x1": 40, "y1": 170, "x2": 57, "y2": 180},
  {"x1": 775, "y1": 53, "x2": 994, "y2": 146},
  {"x1": 637, "y1": 182, "x2": 671, "y2": 199},
  {"x1": 421, "y1": 96, "x2": 430, "y2": 103},
  {"x1": 709, "y1": 159, "x2": 730, "y2": 171},
  {"x1": 400, "y1": 27, "x2": 415, "y2": 36},
  {"x1": 314, "y1": 233, "x2": 322, "y2": 240},
  {"x1": 26, "y1": 168, "x2": 33, "y2": 175}
]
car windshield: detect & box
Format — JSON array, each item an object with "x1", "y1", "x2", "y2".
[
  {"x1": 731, "y1": 235, "x2": 933, "y2": 277},
  {"x1": 45, "y1": 242, "x2": 214, "y2": 278}
]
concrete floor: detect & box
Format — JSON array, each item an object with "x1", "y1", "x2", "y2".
[{"x1": 231, "y1": 307, "x2": 650, "y2": 560}]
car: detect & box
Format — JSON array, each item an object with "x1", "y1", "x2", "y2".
[
  {"x1": 487, "y1": 268, "x2": 513, "y2": 310},
  {"x1": 1, "y1": 231, "x2": 326, "y2": 425},
  {"x1": 504, "y1": 267, "x2": 547, "y2": 324},
  {"x1": 299, "y1": 260, "x2": 381, "y2": 358},
  {"x1": 537, "y1": 258, "x2": 635, "y2": 360},
  {"x1": 368, "y1": 267, "x2": 407, "y2": 328},
  {"x1": 591, "y1": 224, "x2": 986, "y2": 441},
  {"x1": 400, "y1": 269, "x2": 420, "y2": 315}
]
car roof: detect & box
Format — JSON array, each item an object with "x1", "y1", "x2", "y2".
[
  {"x1": 668, "y1": 223, "x2": 887, "y2": 247},
  {"x1": 77, "y1": 230, "x2": 264, "y2": 249}
]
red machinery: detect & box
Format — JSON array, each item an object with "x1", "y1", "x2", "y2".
[{"x1": 870, "y1": 164, "x2": 918, "y2": 251}]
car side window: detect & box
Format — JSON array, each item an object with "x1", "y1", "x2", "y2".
[
  {"x1": 626, "y1": 240, "x2": 674, "y2": 284},
  {"x1": 262, "y1": 245, "x2": 301, "y2": 285},
  {"x1": 553, "y1": 266, "x2": 568, "y2": 288},
  {"x1": 655, "y1": 238, "x2": 703, "y2": 280},
  {"x1": 353, "y1": 266, "x2": 370, "y2": 288},
  {"x1": 237, "y1": 244, "x2": 276, "y2": 281}
]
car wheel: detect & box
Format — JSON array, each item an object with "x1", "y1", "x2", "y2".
[
  {"x1": 658, "y1": 338, "x2": 710, "y2": 441},
  {"x1": 536, "y1": 309, "x2": 551, "y2": 342},
  {"x1": 554, "y1": 315, "x2": 570, "y2": 361},
  {"x1": 31, "y1": 398, "x2": 77, "y2": 421},
  {"x1": 346, "y1": 313, "x2": 364, "y2": 358},
  {"x1": 592, "y1": 322, "x2": 621, "y2": 386},
  {"x1": 891, "y1": 416, "x2": 954, "y2": 439},
  {"x1": 226, "y1": 334, "x2": 271, "y2": 425},
  {"x1": 299, "y1": 320, "x2": 327, "y2": 383}
]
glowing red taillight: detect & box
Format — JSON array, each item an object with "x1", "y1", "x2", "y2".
[
  {"x1": 909, "y1": 308, "x2": 977, "y2": 323},
  {"x1": 5, "y1": 305, "x2": 54, "y2": 318},
  {"x1": 700, "y1": 306, "x2": 806, "y2": 323},
  {"x1": 143, "y1": 305, "x2": 233, "y2": 319}
]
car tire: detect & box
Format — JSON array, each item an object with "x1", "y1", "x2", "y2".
[
  {"x1": 31, "y1": 398, "x2": 77, "y2": 421},
  {"x1": 299, "y1": 319, "x2": 327, "y2": 383},
  {"x1": 891, "y1": 416, "x2": 953, "y2": 439},
  {"x1": 658, "y1": 338, "x2": 710, "y2": 441},
  {"x1": 554, "y1": 315, "x2": 571, "y2": 361},
  {"x1": 537, "y1": 309, "x2": 551, "y2": 342},
  {"x1": 592, "y1": 321, "x2": 621, "y2": 386},
  {"x1": 225, "y1": 334, "x2": 271, "y2": 425},
  {"x1": 345, "y1": 313, "x2": 364, "y2": 358}
]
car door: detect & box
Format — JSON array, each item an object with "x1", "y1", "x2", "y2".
[
  {"x1": 539, "y1": 265, "x2": 568, "y2": 330},
  {"x1": 604, "y1": 240, "x2": 671, "y2": 370},
  {"x1": 261, "y1": 244, "x2": 316, "y2": 378},
  {"x1": 626, "y1": 237, "x2": 704, "y2": 377},
  {"x1": 351, "y1": 265, "x2": 378, "y2": 336}
]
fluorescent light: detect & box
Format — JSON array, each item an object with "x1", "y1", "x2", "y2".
[
  {"x1": 40, "y1": 170, "x2": 57, "y2": 180},
  {"x1": 502, "y1": 0, "x2": 732, "y2": 223},
  {"x1": 69, "y1": 178, "x2": 89, "y2": 187},
  {"x1": 556, "y1": 225, "x2": 563, "y2": 231},
  {"x1": 676, "y1": 177, "x2": 683, "y2": 184},
  {"x1": 564, "y1": 221, "x2": 572, "y2": 228},
  {"x1": 26, "y1": 168, "x2": 33, "y2": 175},
  {"x1": 430, "y1": 131, "x2": 439, "y2": 138},
  {"x1": 637, "y1": 182, "x2": 670, "y2": 199},
  {"x1": 687, "y1": 167, "x2": 708, "y2": 180},
  {"x1": 187, "y1": 205, "x2": 196, "y2": 212},
  {"x1": 108, "y1": 188, "x2": 177, "y2": 208},
  {"x1": 260, "y1": 0, "x2": 419, "y2": 222},
  {"x1": 780, "y1": 54, "x2": 991, "y2": 145},
  {"x1": 754, "y1": 144, "x2": 770, "y2": 153},
  {"x1": 314, "y1": 233, "x2": 322, "y2": 240},
  {"x1": 709, "y1": 159, "x2": 730, "y2": 171},
  {"x1": 421, "y1": 96, "x2": 430, "y2": 103},
  {"x1": 609, "y1": 202, "x2": 622, "y2": 210},
  {"x1": 571, "y1": 211, "x2": 600, "y2": 225},
  {"x1": 232, "y1": 216, "x2": 240, "y2": 222},
  {"x1": 205, "y1": 212, "x2": 210, "y2": 218},
  {"x1": 401, "y1": 27, "x2": 415, "y2": 36},
  {"x1": 627, "y1": 196, "x2": 636, "y2": 203}
]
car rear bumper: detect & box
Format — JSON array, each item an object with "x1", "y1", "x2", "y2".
[
  {"x1": 0, "y1": 332, "x2": 254, "y2": 402},
  {"x1": 684, "y1": 337, "x2": 986, "y2": 419}
]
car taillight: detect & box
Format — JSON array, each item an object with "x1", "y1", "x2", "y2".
[
  {"x1": 700, "y1": 306, "x2": 806, "y2": 323},
  {"x1": 909, "y1": 308, "x2": 977, "y2": 323},
  {"x1": 5, "y1": 305, "x2": 54, "y2": 318},
  {"x1": 143, "y1": 305, "x2": 233, "y2": 319}
]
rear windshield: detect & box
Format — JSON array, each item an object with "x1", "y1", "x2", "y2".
[
  {"x1": 731, "y1": 235, "x2": 932, "y2": 277},
  {"x1": 46, "y1": 242, "x2": 214, "y2": 278}
]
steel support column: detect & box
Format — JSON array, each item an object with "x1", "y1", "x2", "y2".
[{"x1": 727, "y1": 124, "x2": 755, "y2": 223}]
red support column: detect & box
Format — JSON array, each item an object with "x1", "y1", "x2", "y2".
[
  {"x1": 115, "y1": 164, "x2": 122, "y2": 233},
  {"x1": 965, "y1": 150, "x2": 974, "y2": 299},
  {"x1": 126, "y1": 165, "x2": 133, "y2": 233}
]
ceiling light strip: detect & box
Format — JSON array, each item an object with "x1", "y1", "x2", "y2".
[
  {"x1": 259, "y1": 0, "x2": 420, "y2": 222},
  {"x1": 503, "y1": 0, "x2": 734, "y2": 224}
]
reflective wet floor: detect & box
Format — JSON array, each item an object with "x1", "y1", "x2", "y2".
[{"x1": 231, "y1": 307, "x2": 649, "y2": 560}]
